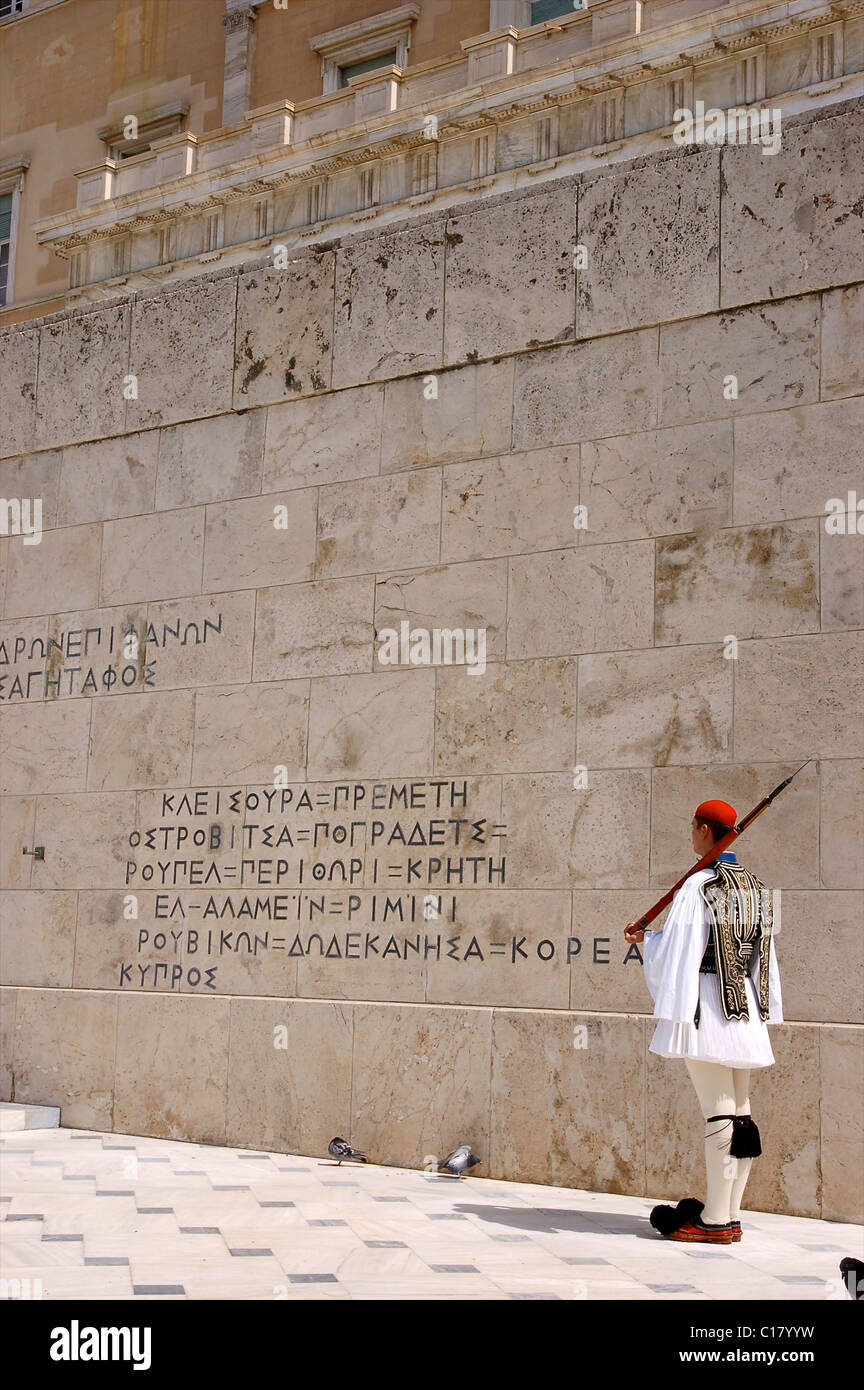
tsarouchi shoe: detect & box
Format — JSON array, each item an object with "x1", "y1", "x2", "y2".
[
  {"x1": 649, "y1": 1196, "x2": 704, "y2": 1235},
  {"x1": 728, "y1": 1221, "x2": 742, "y2": 1242},
  {"x1": 664, "y1": 1217, "x2": 735, "y2": 1245}
]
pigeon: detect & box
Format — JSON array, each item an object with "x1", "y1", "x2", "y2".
[
  {"x1": 438, "y1": 1145, "x2": 481, "y2": 1178},
  {"x1": 839, "y1": 1257, "x2": 864, "y2": 1300},
  {"x1": 328, "y1": 1136, "x2": 367, "y2": 1165}
]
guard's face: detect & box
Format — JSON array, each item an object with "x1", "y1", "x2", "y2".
[{"x1": 690, "y1": 816, "x2": 705, "y2": 855}]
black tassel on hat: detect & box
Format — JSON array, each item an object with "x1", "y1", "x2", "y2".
[
  {"x1": 730, "y1": 1114, "x2": 762, "y2": 1158},
  {"x1": 649, "y1": 1197, "x2": 704, "y2": 1235}
]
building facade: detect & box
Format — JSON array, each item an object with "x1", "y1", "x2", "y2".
[{"x1": 0, "y1": 0, "x2": 862, "y2": 1221}]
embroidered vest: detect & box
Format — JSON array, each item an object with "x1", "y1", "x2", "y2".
[{"x1": 696, "y1": 862, "x2": 772, "y2": 1024}]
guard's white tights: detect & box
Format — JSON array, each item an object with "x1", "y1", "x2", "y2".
[{"x1": 684, "y1": 1058, "x2": 753, "y2": 1226}]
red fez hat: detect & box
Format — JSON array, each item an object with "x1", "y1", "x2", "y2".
[{"x1": 695, "y1": 799, "x2": 737, "y2": 827}]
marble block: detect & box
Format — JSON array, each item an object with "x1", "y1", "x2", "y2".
[
  {"x1": 581, "y1": 421, "x2": 731, "y2": 544},
  {"x1": 776, "y1": 891, "x2": 863, "y2": 1025},
  {"x1": 350, "y1": 1001, "x2": 491, "y2": 1169},
  {"x1": 156, "y1": 411, "x2": 265, "y2": 509},
  {"x1": 512, "y1": 329, "x2": 658, "y2": 451},
  {"x1": 203, "y1": 489, "x2": 317, "y2": 593},
  {"x1": 435, "y1": 658, "x2": 575, "y2": 775},
  {"x1": 577, "y1": 149, "x2": 720, "y2": 335},
  {"x1": 0, "y1": 988, "x2": 16, "y2": 1096},
  {"x1": 333, "y1": 221, "x2": 445, "y2": 388},
  {"x1": 10, "y1": 988, "x2": 117, "y2": 1130},
  {"x1": 820, "y1": 760, "x2": 864, "y2": 889},
  {"x1": 374, "y1": 560, "x2": 506, "y2": 667},
  {"x1": 569, "y1": 891, "x2": 658, "y2": 1013},
  {"x1": 720, "y1": 108, "x2": 864, "y2": 308},
  {"x1": 425, "y1": 891, "x2": 573, "y2": 1010},
  {"x1": 4, "y1": 523, "x2": 102, "y2": 620},
  {"x1": 0, "y1": 890, "x2": 76, "y2": 988},
  {"x1": 100, "y1": 509, "x2": 204, "y2": 605},
  {"x1": 655, "y1": 520, "x2": 819, "y2": 643},
  {"x1": 507, "y1": 542, "x2": 654, "y2": 658},
  {"x1": 72, "y1": 889, "x2": 178, "y2": 993},
  {"x1": 501, "y1": 770, "x2": 651, "y2": 889},
  {"x1": 253, "y1": 576, "x2": 374, "y2": 680},
  {"x1": 307, "y1": 670, "x2": 435, "y2": 779},
  {"x1": 35, "y1": 305, "x2": 129, "y2": 449},
  {"x1": 744, "y1": 1029, "x2": 822, "y2": 1218},
  {"x1": 57, "y1": 432, "x2": 158, "y2": 526},
  {"x1": 0, "y1": 699, "x2": 90, "y2": 794},
  {"x1": 87, "y1": 690, "x2": 196, "y2": 790},
  {"x1": 577, "y1": 646, "x2": 733, "y2": 768},
  {"x1": 380, "y1": 360, "x2": 513, "y2": 473},
  {"x1": 443, "y1": 184, "x2": 575, "y2": 362},
  {"x1": 191, "y1": 680, "x2": 309, "y2": 785},
  {"x1": 128, "y1": 277, "x2": 236, "y2": 430},
  {"x1": 233, "y1": 252, "x2": 334, "y2": 408},
  {"x1": 442, "y1": 446, "x2": 579, "y2": 563},
  {"x1": 820, "y1": 283, "x2": 864, "y2": 401},
  {"x1": 144, "y1": 591, "x2": 255, "y2": 690},
  {"x1": 295, "y1": 901, "x2": 426, "y2": 1006},
  {"x1": 114, "y1": 993, "x2": 231, "y2": 1144},
  {"x1": 821, "y1": 529, "x2": 864, "y2": 632},
  {"x1": 264, "y1": 383, "x2": 384, "y2": 492},
  {"x1": 0, "y1": 797, "x2": 36, "y2": 888},
  {"x1": 316, "y1": 470, "x2": 441, "y2": 579},
  {"x1": 32, "y1": 792, "x2": 137, "y2": 890},
  {"x1": 733, "y1": 398, "x2": 864, "y2": 524},
  {"x1": 226, "y1": 998, "x2": 352, "y2": 1155},
  {"x1": 659, "y1": 295, "x2": 820, "y2": 425},
  {"x1": 734, "y1": 633, "x2": 864, "y2": 761},
  {"x1": 38, "y1": 601, "x2": 147, "y2": 701},
  {"x1": 0, "y1": 450, "x2": 61, "y2": 530},
  {"x1": 0, "y1": 328, "x2": 38, "y2": 458},
  {"x1": 0, "y1": 618, "x2": 45, "y2": 711},
  {"x1": 490, "y1": 1009, "x2": 647, "y2": 1192},
  {"x1": 820, "y1": 1026, "x2": 864, "y2": 1224}
]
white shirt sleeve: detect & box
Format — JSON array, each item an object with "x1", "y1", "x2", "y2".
[
  {"x1": 641, "y1": 872, "x2": 710, "y2": 1024},
  {"x1": 752, "y1": 929, "x2": 784, "y2": 1024}
]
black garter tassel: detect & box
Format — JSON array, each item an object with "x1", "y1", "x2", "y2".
[
  {"x1": 649, "y1": 1197, "x2": 704, "y2": 1235},
  {"x1": 730, "y1": 1115, "x2": 762, "y2": 1158}
]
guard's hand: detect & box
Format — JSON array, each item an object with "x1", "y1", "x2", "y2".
[{"x1": 624, "y1": 921, "x2": 645, "y2": 944}]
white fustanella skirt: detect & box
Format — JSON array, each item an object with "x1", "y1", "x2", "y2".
[{"x1": 649, "y1": 970, "x2": 776, "y2": 1069}]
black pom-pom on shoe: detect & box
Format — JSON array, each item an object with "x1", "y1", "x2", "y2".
[{"x1": 649, "y1": 1197, "x2": 705, "y2": 1235}]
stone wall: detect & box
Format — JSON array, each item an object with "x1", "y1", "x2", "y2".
[{"x1": 1, "y1": 99, "x2": 862, "y2": 1222}]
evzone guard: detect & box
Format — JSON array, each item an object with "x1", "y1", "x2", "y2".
[{"x1": 624, "y1": 769, "x2": 807, "y2": 1245}]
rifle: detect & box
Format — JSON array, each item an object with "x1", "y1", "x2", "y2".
[{"x1": 629, "y1": 760, "x2": 812, "y2": 933}]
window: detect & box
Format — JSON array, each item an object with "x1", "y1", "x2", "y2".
[
  {"x1": 0, "y1": 159, "x2": 27, "y2": 306},
  {"x1": 310, "y1": 6, "x2": 418, "y2": 95},
  {"x1": 530, "y1": 1, "x2": 579, "y2": 22},
  {"x1": 0, "y1": 192, "x2": 12, "y2": 305},
  {"x1": 340, "y1": 49, "x2": 398, "y2": 87},
  {"x1": 0, "y1": 1, "x2": 25, "y2": 18},
  {"x1": 99, "y1": 103, "x2": 189, "y2": 162}
]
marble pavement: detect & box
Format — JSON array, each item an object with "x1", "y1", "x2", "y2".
[{"x1": 1, "y1": 1125, "x2": 861, "y2": 1302}]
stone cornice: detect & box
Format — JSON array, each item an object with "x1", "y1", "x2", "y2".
[
  {"x1": 0, "y1": 155, "x2": 31, "y2": 181},
  {"x1": 308, "y1": 5, "x2": 421, "y2": 56}
]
